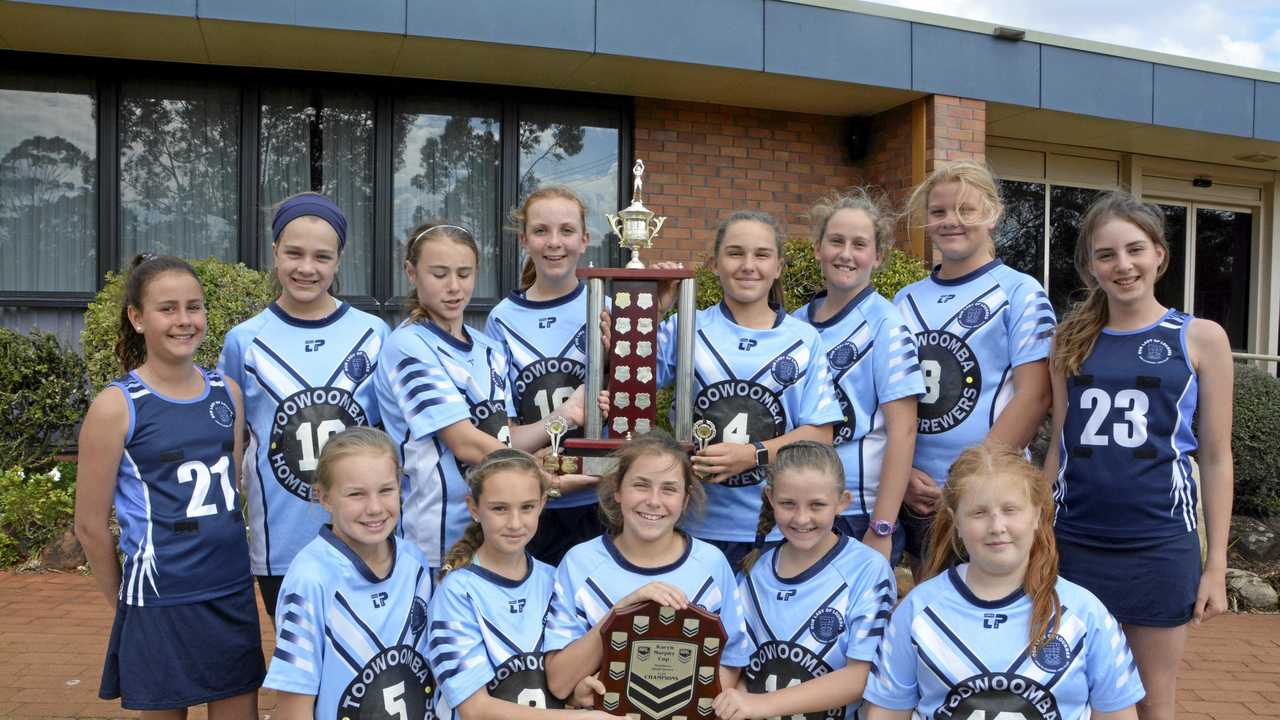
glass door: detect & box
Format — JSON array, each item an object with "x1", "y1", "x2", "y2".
[{"x1": 1154, "y1": 201, "x2": 1253, "y2": 350}]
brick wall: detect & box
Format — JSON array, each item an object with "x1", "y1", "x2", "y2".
[{"x1": 633, "y1": 94, "x2": 987, "y2": 262}]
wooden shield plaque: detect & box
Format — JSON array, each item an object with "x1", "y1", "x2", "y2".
[{"x1": 597, "y1": 601, "x2": 727, "y2": 720}]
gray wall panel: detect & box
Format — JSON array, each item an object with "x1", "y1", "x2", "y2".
[
  {"x1": 596, "y1": 0, "x2": 763, "y2": 70},
  {"x1": 764, "y1": 1, "x2": 910, "y2": 88},
  {"x1": 1254, "y1": 81, "x2": 1280, "y2": 142},
  {"x1": 1041, "y1": 46, "x2": 1152, "y2": 124},
  {"x1": 407, "y1": 0, "x2": 593, "y2": 51},
  {"x1": 12, "y1": 0, "x2": 195, "y2": 15},
  {"x1": 199, "y1": 0, "x2": 404, "y2": 34},
  {"x1": 1154, "y1": 65, "x2": 1253, "y2": 138},
  {"x1": 911, "y1": 24, "x2": 1038, "y2": 106},
  {"x1": 0, "y1": 308, "x2": 85, "y2": 353}
]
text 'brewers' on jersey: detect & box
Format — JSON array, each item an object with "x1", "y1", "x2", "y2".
[
  {"x1": 893, "y1": 260, "x2": 1056, "y2": 484},
  {"x1": 265, "y1": 527, "x2": 435, "y2": 720},
  {"x1": 375, "y1": 320, "x2": 513, "y2": 568},
  {"x1": 429, "y1": 556, "x2": 562, "y2": 719},
  {"x1": 795, "y1": 287, "x2": 925, "y2": 517},
  {"x1": 543, "y1": 534, "x2": 752, "y2": 668},
  {"x1": 218, "y1": 301, "x2": 388, "y2": 576},
  {"x1": 111, "y1": 368, "x2": 251, "y2": 607},
  {"x1": 484, "y1": 282, "x2": 592, "y2": 509},
  {"x1": 1054, "y1": 309, "x2": 1200, "y2": 540},
  {"x1": 865, "y1": 566, "x2": 1144, "y2": 720},
  {"x1": 740, "y1": 535, "x2": 897, "y2": 720},
  {"x1": 655, "y1": 303, "x2": 842, "y2": 543}
]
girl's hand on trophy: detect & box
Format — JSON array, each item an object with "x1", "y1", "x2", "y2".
[
  {"x1": 559, "y1": 386, "x2": 587, "y2": 427},
  {"x1": 712, "y1": 687, "x2": 760, "y2": 720},
  {"x1": 570, "y1": 673, "x2": 606, "y2": 710},
  {"x1": 597, "y1": 390, "x2": 612, "y2": 418},
  {"x1": 650, "y1": 260, "x2": 685, "y2": 314},
  {"x1": 600, "y1": 310, "x2": 613, "y2": 351},
  {"x1": 617, "y1": 581, "x2": 688, "y2": 611},
  {"x1": 693, "y1": 442, "x2": 757, "y2": 484}
]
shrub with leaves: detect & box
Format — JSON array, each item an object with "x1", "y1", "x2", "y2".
[
  {"x1": 0, "y1": 329, "x2": 89, "y2": 471},
  {"x1": 1233, "y1": 364, "x2": 1280, "y2": 517},
  {"x1": 0, "y1": 462, "x2": 77, "y2": 567},
  {"x1": 82, "y1": 258, "x2": 274, "y2": 392}
]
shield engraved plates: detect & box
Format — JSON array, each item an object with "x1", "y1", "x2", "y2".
[{"x1": 598, "y1": 600, "x2": 727, "y2": 720}]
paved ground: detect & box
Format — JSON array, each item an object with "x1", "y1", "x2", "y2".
[{"x1": 2, "y1": 571, "x2": 1279, "y2": 719}]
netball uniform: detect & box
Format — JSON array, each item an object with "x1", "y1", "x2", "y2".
[
  {"x1": 1054, "y1": 309, "x2": 1201, "y2": 626},
  {"x1": 656, "y1": 303, "x2": 842, "y2": 565},
  {"x1": 264, "y1": 526, "x2": 435, "y2": 720},
  {"x1": 893, "y1": 260, "x2": 1055, "y2": 556},
  {"x1": 430, "y1": 556, "x2": 563, "y2": 719},
  {"x1": 740, "y1": 535, "x2": 896, "y2": 720},
  {"x1": 795, "y1": 288, "x2": 924, "y2": 559},
  {"x1": 218, "y1": 301, "x2": 387, "y2": 610},
  {"x1": 485, "y1": 282, "x2": 599, "y2": 564},
  {"x1": 375, "y1": 320, "x2": 513, "y2": 569},
  {"x1": 100, "y1": 369, "x2": 264, "y2": 709},
  {"x1": 544, "y1": 534, "x2": 752, "y2": 670},
  {"x1": 864, "y1": 565, "x2": 1144, "y2": 720}
]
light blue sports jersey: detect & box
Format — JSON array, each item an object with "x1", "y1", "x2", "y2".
[
  {"x1": 864, "y1": 565, "x2": 1144, "y2": 720},
  {"x1": 1055, "y1": 309, "x2": 1200, "y2": 540},
  {"x1": 740, "y1": 535, "x2": 896, "y2": 720},
  {"x1": 218, "y1": 301, "x2": 387, "y2": 576},
  {"x1": 795, "y1": 288, "x2": 926, "y2": 516},
  {"x1": 430, "y1": 556, "x2": 563, "y2": 719},
  {"x1": 544, "y1": 534, "x2": 752, "y2": 668},
  {"x1": 484, "y1": 282, "x2": 593, "y2": 509},
  {"x1": 375, "y1": 320, "x2": 514, "y2": 568},
  {"x1": 110, "y1": 368, "x2": 251, "y2": 606},
  {"x1": 656, "y1": 303, "x2": 842, "y2": 542},
  {"x1": 893, "y1": 260, "x2": 1056, "y2": 484},
  {"x1": 264, "y1": 526, "x2": 435, "y2": 720}
]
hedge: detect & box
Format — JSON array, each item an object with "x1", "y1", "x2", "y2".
[
  {"x1": 1233, "y1": 364, "x2": 1280, "y2": 517},
  {"x1": 0, "y1": 329, "x2": 89, "y2": 471}
]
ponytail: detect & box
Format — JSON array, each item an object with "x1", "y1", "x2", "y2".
[
  {"x1": 440, "y1": 448, "x2": 545, "y2": 575},
  {"x1": 923, "y1": 443, "x2": 1061, "y2": 649},
  {"x1": 739, "y1": 488, "x2": 776, "y2": 572},
  {"x1": 115, "y1": 254, "x2": 201, "y2": 372},
  {"x1": 519, "y1": 257, "x2": 538, "y2": 292}
]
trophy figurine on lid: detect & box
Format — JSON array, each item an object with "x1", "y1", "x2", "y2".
[{"x1": 540, "y1": 159, "x2": 699, "y2": 477}]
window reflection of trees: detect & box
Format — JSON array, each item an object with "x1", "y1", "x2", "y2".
[
  {"x1": 1155, "y1": 204, "x2": 1186, "y2": 311},
  {"x1": 994, "y1": 180, "x2": 1045, "y2": 285},
  {"x1": 1194, "y1": 208, "x2": 1251, "y2": 350},
  {"x1": 0, "y1": 79, "x2": 97, "y2": 292},
  {"x1": 1047, "y1": 185, "x2": 1102, "y2": 317},
  {"x1": 119, "y1": 82, "x2": 240, "y2": 261},
  {"x1": 259, "y1": 89, "x2": 377, "y2": 294}
]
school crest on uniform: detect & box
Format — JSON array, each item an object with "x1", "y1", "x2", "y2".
[
  {"x1": 958, "y1": 301, "x2": 992, "y2": 329},
  {"x1": 410, "y1": 596, "x2": 429, "y2": 636},
  {"x1": 208, "y1": 400, "x2": 235, "y2": 428},
  {"x1": 807, "y1": 607, "x2": 845, "y2": 643},
  {"x1": 827, "y1": 341, "x2": 858, "y2": 371},
  {"x1": 491, "y1": 369, "x2": 506, "y2": 391},
  {"x1": 770, "y1": 356, "x2": 800, "y2": 387},
  {"x1": 1137, "y1": 338, "x2": 1172, "y2": 365},
  {"x1": 343, "y1": 350, "x2": 372, "y2": 382},
  {"x1": 1032, "y1": 633, "x2": 1073, "y2": 673},
  {"x1": 573, "y1": 327, "x2": 588, "y2": 354}
]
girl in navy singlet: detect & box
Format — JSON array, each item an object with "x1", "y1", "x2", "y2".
[
  {"x1": 75, "y1": 255, "x2": 263, "y2": 716},
  {"x1": 1045, "y1": 192, "x2": 1233, "y2": 720}
]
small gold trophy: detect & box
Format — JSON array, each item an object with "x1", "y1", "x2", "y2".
[
  {"x1": 692, "y1": 420, "x2": 717, "y2": 452},
  {"x1": 543, "y1": 416, "x2": 567, "y2": 497}
]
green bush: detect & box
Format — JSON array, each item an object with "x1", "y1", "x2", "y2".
[
  {"x1": 1233, "y1": 364, "x2": 1280, "y2": 517},
  {"x1": 0, "y1": 462, "x2": 76, "y2": 567},
  {"x1": 0, "y1": 329, "x2": 89, "y2": 471},
  {"x1": 659, "y1": 241, "x2": 929, "y2": 430},
  {"x1": 82, "y1": 259, "x2": 274, "y2": 392}
]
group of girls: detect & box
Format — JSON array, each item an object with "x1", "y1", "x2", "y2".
[{"x1": 73, "y1": 156, "x2": 1232, "y2": 720}]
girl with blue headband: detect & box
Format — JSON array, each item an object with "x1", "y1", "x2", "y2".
[{"x1": 217, "y1": 191, "x2": 390, "y2": 621}]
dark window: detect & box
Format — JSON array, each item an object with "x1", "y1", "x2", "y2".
[
  {"x1": 119, "y1": 79, "x2": 240, "y2": 262},
  {"x1": 392, "y1": 98, "x2": 502, "y2": 303},
  {"x1": 1194, "y1": 208, "x2": 1252, "y2": 350},
  {"x1": 259, "y1": 88, "x2": 376, "y2": 295},
  {"x1": 994, "y1": 179, "x2": 1045, "y2": 285},
  {"x1": 1155, "y1": 203, "x2": 1186, "y2": 311},
  {"x1": 0, "y1": 72, "x2": 97, "y2": 292},
  {"x1": 1047, "y1": 185, "x2": 1103, "y2": 317}
]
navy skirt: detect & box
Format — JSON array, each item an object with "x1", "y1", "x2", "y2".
[
  {"x1": 100, "y1": 583, "x2": 265, "y2": 710},
  {"x1": 1056, "y1": 530, "x2": 1201, "y2": 627}
]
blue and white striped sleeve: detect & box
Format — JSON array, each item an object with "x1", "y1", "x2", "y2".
[
  {"x1": 843, "y1": 556, "x2": 896, "y2": 663},
  {"x1": 263, "y1": 569, "x2": 326, "y2": 696},
  {"x1": 872, "y1": 315, "x2": 925, "y2": 406},
  {"x1": 216, "y1": 325, "x2": 246, "y2": 390},
  {"x1": 1084, "y1": 602, "x2": 1145, "y2": 711},
  {"x1": 713, "y1": 558, "x2": 751, "y2": 668},
  {"x1": 428, "y1": 579, "x2": 494, "y2": 709},
  {"x1": 862, "y1": 594, "x2": 919, "y2": 710},
  {"x1": 1006, "y1": 278, "x2": 1056, "y2": 367},
  {"x1": 543, "y1": 556, "x2": 592, "y2": 653},
  {"x1": 382, "y1": 333, "x2": 470, "y2": 441}
]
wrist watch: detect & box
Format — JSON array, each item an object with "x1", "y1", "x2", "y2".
[
  {"x1": 870, "y1": 519, "x2": 897, "y2": 537},
  {"x1": 752, "y1": 440, "x2": 768, "y2": 467}
]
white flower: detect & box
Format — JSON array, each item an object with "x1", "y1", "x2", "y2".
[{"x1": 49, "y1": 467, "x2": 62, "y2": 483}]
